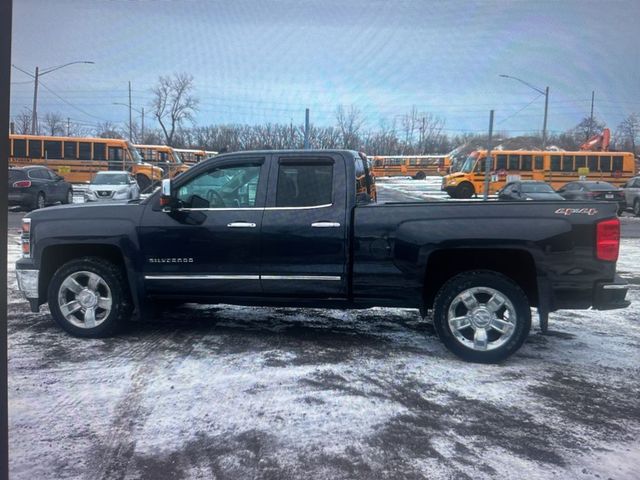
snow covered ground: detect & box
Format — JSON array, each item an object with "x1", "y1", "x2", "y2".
[{"x1": 6, "y1": 178, "x2": 640, "y2": 479}]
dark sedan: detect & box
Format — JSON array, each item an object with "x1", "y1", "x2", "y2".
[
  {"x1": 8, "y1": 166, "x2": 73, "y2": 210},
  {"x1": 556, "y1": 181, "x2": 626, "y2": 214},
  {"x1": 497, "y1": 181, "x2": 565, "y2": 201}
]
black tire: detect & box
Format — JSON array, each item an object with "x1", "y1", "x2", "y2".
[
  {"x1": 32, "y1": 192, "x2": 46, "y2": 210},
  {"x1": 634, "y1": 199, "x2": 640, "y2": 217},
  {"x1": 432, "y1": 270, "x2": 531, "y2": 363},
  {"x1": 414, "y1": 171, "x2": 426, "y2": 180},
  {"x1": 47, "y1": 257, "x2": 132, "y2": 338},
  {"x1": 456, "y1": 182, "x2": 475, "y2": 199},
  {"x1": 63, "y1": 189, "x2": 73, "y2": 204},
  {"x1": 136, "y1": 174, "x2": 151, "y2": 193}
]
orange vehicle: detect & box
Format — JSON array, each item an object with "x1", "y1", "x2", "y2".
[
  {"x1": 9, "y1": 134, "x2": 163, "y2": 191},
  {"x1": 371, "y1": 155, "x2": 451, "y2": 179},
  {"x1": 134, "y1": 144, "x2": 190, "y2": 178},
  {"x1": 442, "y1": 149, "x2": 636, "y2": 198}
]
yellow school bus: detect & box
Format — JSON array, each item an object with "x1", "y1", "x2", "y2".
[
  {"x1": 9, "y1": 134, "x2": 163, "y2": 191},
  {"x1": 371, "y1": 155, "x2": 451, "y2": 179},
  {"x1": 134, "y1": 144, "x2": 190, "y2": 178},
  {"x1": 173, "y1": 148, "x2": 217, "y2": 165},
  {"x1": 442, "y1": 149, "x2": 637, "y2": 198}
]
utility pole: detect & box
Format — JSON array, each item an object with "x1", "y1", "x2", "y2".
[
  {"x1": 542, "y1": 86, "x2": 549, "y2": 148},
  {"x1": 128, "y1": 81, "x2": 133, "y2": 142},
  {"x1": 31, "y1": 66, "x2": 39, "y2": 134},
  {"x1": 141, "y1": 107, "x2": 145, "y2": 143},
  {"x1": 588, "y1": 90, "x2": 595, "y2": 139},
  {"x1": 304, "y1": 108, "x2": 310, "y2": 149},
  {"x1": 483, "y1": 110, "x2": 495, "y2": 201}
]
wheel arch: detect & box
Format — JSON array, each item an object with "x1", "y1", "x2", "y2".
[
  {"x1": 422, "y1": 248, "x2": 538, "y2": 310},
  {"x1": 39, "y1": 243, "x2": 138, "y2": 312}
]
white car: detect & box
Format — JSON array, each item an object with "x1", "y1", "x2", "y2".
[{"x1": 85, "y1": 171, "x2": 140, "y2": 202}]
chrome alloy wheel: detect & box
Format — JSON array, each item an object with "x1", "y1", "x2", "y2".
[
  {"x1": 447, "y1": 286, "x2": 517, "y2": 351},
  {"x1": 57, "y1": 271, "x2": 112, "y2": 329}
]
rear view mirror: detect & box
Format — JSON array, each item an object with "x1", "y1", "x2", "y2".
[{"x1": 160, "y1": 178, "x2": 173, "y2": 209}]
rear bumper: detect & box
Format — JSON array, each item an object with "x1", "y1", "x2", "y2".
[
  {"x1": 8, "y1": 192, "x2": 33, "y2": 206},
  {"x1": 593, "y1": 275, "x2": 630, "y2": 310}
]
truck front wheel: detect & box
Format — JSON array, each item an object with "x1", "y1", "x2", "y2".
[
  {"x1": 47, "y1": 257, "x2": 132, "y2": 338},
  {"x1": 432, "y1": 270, "x2": 531, "y2": 363}
]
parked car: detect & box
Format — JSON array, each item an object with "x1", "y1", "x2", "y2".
[
  {"x1": 16, "y1": 150, "x2": 629, "y2": 363},
  {"x1": 84, "y1": 171, "x2": 140, "y2": 202},
  {"x1": 556, "y1": 181, "x2": 626, "y2": 214},
  {"x1": 497, "y1": 181, "x2": 565, "y2": 201},
  {"x1": 621, "y1": 176, "x2": 640, "y2": 216},
  {"x1": 8, "y1": 166, "x2": 73, "y2": 211}
]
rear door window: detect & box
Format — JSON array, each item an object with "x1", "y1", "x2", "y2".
[{"x1": 276, "y1": 163, "x2": 333, "y2": 207}]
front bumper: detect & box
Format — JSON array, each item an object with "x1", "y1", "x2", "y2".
[
  {"x1": 593, "y1": 275, "x2": 630, "y2": 310},
  {"x1": 16, "y1": 268, "x2": 40, "y2": 313}
]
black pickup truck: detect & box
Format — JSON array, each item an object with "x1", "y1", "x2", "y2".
[{"x1": 16, "y1": 149, "x2": 630, "y2": 362}]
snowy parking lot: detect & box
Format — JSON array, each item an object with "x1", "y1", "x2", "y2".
[{"x1": 7, "y1": 178, "x2": 640, "y2": 479}]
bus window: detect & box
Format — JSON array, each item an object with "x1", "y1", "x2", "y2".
[
  {"x1": 508, "y1": 154, "x2": 519, "y2": 170},
  {"x1": 521, "y1": 155, "x2": 532, "y2": 171},
  {"x1": 534, "y1": 155, "x2": 543, "y2": 170},
  {"x1": 496, "y1": 154, "x2": 507, "y2": 170},
  {"x1": 79, "y1": 142, "x2": 91, "y2": 160},
  {"x1": 109, "y1": 147, "x2": 123, "y2": 161},
  {"x1": 551, "y1": 155, "x2": 561, "y2": 171},
  {"x1": 94, "y1": 143, "x2": 106, "y2": 160},
  {"x1": 600, "y1": 156, "x2": 611, "y2": 172},
  {"x1": 562, "y1": 155, "x2": 574, "y2": 172},
  {"x1": 28, "y1": 140, "x2": 42, "y2": 158},
  {"x1": 13, "y1": 139, "x2": 26, "y2": 157},
  {"x1": 475, "y1": 158, "x2": 487, "y2": 173},
  {"x1": 613, "y1": 156, "x2": 623, "y2": 172},
  {"x1": 64, "y1": 141, "x2": 77, "y2": 160},
  {"x1": 575, "y1": 156, "x2": 586, "y2": 169},
  {"x1": 588, "y1": 155, "x2": 598, "y2": 171},
  {"x1": 44, "y1": 141, "x2": 62, "y2": 159}
]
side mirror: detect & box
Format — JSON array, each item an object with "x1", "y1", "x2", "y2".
[{"x1": 160, "y1": 178, "x2": 173, "y2": 209}]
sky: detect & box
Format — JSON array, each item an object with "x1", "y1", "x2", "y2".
[{"x1": 9, "y1": 0, "x2": 640, "y2": 137}]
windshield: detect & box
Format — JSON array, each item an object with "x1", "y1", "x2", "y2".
[
  {"x1": 585, "y1": 182, "x2": 617, "y2": 191},
  {"x1": 92, "y1": 173, "x2": 129, "y2": 185},
  {"x1": 127, "y1": 142, "x2": 143, "y2": 164},
  {"x1": 170, "y1": 148, "x2": 184, "y2": 164},
  {"x1": 521, "y1": 183, "x2": 555, "y2": 193},
  {"x1": 460, "y1": 155, "x2": 478, "y2": 173}
]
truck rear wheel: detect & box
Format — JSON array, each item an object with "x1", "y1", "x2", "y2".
[
  {"x1": 413, "y1": 171, "x2": 426, "y2": 180},
  {"x1": 432, "y1": 270, "x2": 531, "y2": 363},
  {"x1": 47, "y1": 257, "x2": 132, "y2": 338}
]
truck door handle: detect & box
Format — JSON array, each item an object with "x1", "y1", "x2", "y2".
[
  {"x1": 311, "y1": 222, "x2": 341, "y2": 228},
  {"x1": 227, "y1": 222, "x2": 256, "y2": 228}
]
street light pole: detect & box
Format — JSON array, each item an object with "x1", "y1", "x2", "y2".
[
  {"x1": 499, "y1": 74, "x2": 549, "y2": 147},
  {"x1": 128, "y1": 81, "x2": 133, "y2": 142},
  {"x1": 113, "y1": 102, "x2": 144, "y2": 142}
]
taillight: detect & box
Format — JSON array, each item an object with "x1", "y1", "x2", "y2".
[
  {"x1": 596, "y1": 218, "x2": 620, "y2": 262},
  {"x1": 13, "y1": 180, "x2": 32, "y2": 188}
]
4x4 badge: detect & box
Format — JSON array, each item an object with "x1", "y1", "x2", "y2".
[{"x1": 555, "y1": 208, "x2": 599, "y2": 216}]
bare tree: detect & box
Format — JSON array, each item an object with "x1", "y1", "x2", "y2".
[
  {"x1": 14, "y1": 108, "x2": 33, "y2": 134},
  {"x1": 336, "y1": 105, "x2": 364, "y2": 149},
  {"x1": 571, "y1": 116, "x2": 606, "y2": 143},
  {"x1": 151, "y1": 73, "x2": 199, "y2": 145},
  {"x1": 95, "y1": 121, "x2": 123, "y2": 139},
  {"x1": 616, "y1": 113, "x2": 640, "y2": 155},
  {"x1": 42, "y1": 112, "x2": 66, "y2": 136}
]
